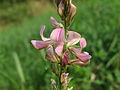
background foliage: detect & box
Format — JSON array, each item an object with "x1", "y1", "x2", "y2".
[{"x1": 0, "y1": 0, "x2": 120, "y2": 90}]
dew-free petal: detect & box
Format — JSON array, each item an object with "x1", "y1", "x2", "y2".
[
  {"x1": 70, "y1": 59, "x2": 90, "y2": 66},
  {"x1": 31, "y1": 40, "x2": 51, "y2": 50},
  {"x1": 62, "y1": 50, "x2": 70, "y2": 66},
  {"x1": 55, "y1": 42, "x2": 64, "y2": 56},
  {"x1": 70, "y1": 47, "x2": 81, "y2": 54},
  {"x1": 46, "y1": 45, "x2": 58, "y2": 63},
  {"x1": 50, "y1": 17, "x2": 63, "y2": 27},
  {"x1": 40, "y1": 26, "x2": 50, "y2": 41},
  {"x1": 67, "y1": 31, "x2": 81, "y2": 46},
  {"x1": 80, "y1": 38, "x2": 87, "y2": 48},
  {"x1": 76, "y1": 52, "x2": 91, "y2": 62},
  {"x1": 50, "y1": 28, "x2": 65, "y2": 42}
]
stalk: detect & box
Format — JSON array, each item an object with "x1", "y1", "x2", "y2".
[
  {"x1": 58, "y1": 11, "x2": 68, "y2": 90},
  {"x1": 59, "y1": 63, "x2": 62, "y2": 90}
]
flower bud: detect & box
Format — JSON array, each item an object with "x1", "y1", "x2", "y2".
[
  {"x1": 61, "y1": 73, "x2": 71, "y2": 89},
  {"x1": 62, "y1": 50, "x2": 70, "y2": 66},
  {"x1": 57, "y1": 0, "x2": 76, "y2": 26},
  {"x1": 45, "y1": 45, "x2": 59, "y2": 63}
]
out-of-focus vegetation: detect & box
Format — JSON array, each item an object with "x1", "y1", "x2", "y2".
[
  {"x1": 0, "y1": 0, "x2": 54, "y2": 30},
  {"x1": 0, "y1": 0, "x2": 120, "y2": 90}
]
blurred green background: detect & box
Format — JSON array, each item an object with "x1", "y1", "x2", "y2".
[{"x1": 0, "y1": 0, "x2": 120, "y2": 90}]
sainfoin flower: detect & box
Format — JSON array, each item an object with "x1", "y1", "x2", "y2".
[{"x1": 31, "y1": 17, "x2": 91, "y2": 66}]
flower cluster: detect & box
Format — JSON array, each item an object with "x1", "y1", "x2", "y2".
[
  {"x1": 31, "y1": 17, "x2": 91, "y2": 66},
  {"x1": 31, "y1": 0, "x2": 92, "y2": 89}
]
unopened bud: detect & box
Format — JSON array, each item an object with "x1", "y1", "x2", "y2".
[{"x1": 57, "y1": 0, "x2": 76, "y2": 26}]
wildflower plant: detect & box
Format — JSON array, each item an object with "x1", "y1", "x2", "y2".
[{"x1": 31, "y1": 0, "x2": 92, "y2": 90}]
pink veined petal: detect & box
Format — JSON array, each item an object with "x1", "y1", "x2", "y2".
[
  {"x1": 50, "y1": 17, "x2": 63, "y2": 27},
  {"x1": 50, "y1": 28, "x2": 65, "y2": 42},
  {"x1": 46, "y1": 45, "x2": 58, "y2": 63},
  {"x1": 76, "y1": 52, "x2": 92, "y2": 62},
  {"x1": 40, "y1": 26, "x2": 50, "y2": 41},
  {"x1": 70, "y1": 47, "x2": 81, "y2": 54},
  {"x1": 50, "y1": 17, "x2": 58, "y2": 26},
  {"x1": 55, "y1": 42, "x2": 64, "y2": 56},
  {"x1": 62, "y1": 50, "x2": 70, "y2": 66},
  {"x1": 67, "y1": 31, "x2": 81, "y2": 46},
  {"x1": 31, "y1": 40, "x2": 51, "y2": 50},
  {"x1": 70, "y1": 59, "x2": 90, "y2": 66},
  {"x1": 80, "y1": 38, "x2": 87, "y2": 48},
  {"x1": 70, "y1": 47, "x2": 91, "y2": 62}
]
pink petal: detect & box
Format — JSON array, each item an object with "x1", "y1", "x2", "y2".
[
  {"x1": 70, "y1": 59, "x2": 90, "y2": 66},
  {"x1": 70, "y1": 47, "x2": 91, "y2": 62},
  {"x1": 70, "y1": 47, "x2": 81, "y2": 54},
  {"x1": 67, "y1": 31, "x2": 81, "y2": 46},
  {"x1": 55, "y1": 42, "x2": 64, "y2": 56},
  {"x1": 80, "y1": 38, "x2": 87, "y2": 48},
  {"x1": 50, "y1": 17, "x2": 63, "y2": 27},
  {"x1": 46, "y1": 45, "x2": 58, "y2": 63},
  {"x1": 31, "y1": 40, "x2": 51, "y2": 50},
  {"x1": 50, "y1": 17, "x2": 58, "y2": 25},
  {"x1": 40, "y1": 26, "x2": 50, "y2": 41},
  {"x1": 62, "y1": 50, "x2": 70, "y2": 66},
  {"x1": 50, "y1": 28, "x2": 65, "y2": 42},
  {"x1": 76, "y1": 52, "x2": 91, "y2": 62}
]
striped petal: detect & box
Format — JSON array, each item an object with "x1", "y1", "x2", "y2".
[
  {"x1": 55, "y1": 42, "x2": 64, "y2": 56},
  {"x1": 50, "y1": 28, "x2": 65, "y2": 42},
  {"x1": 31, "y1": 40, "x2": 51, "y2": 50},
  {"x1": 70, "y1": 47, "x2": 91, "y2": 62},
  {"x1": 70, "y1": 47, "x2": 81, "y2": 54},
  {"x1": 46, "y1": 45, "x2": 58, "y2": 63},
  {"x1": 70, "y1": 59, "x2": 90, "y2": 66},
  {"x1": 62, "y1": 50, "x2": 70, "y2": 66},
  {"x1": 75, "y1": 52, "x2": 91, "y2": 62},
  {"x1": 50, "y1": 17, "x2": 63, "y2": 27},
  {"x1": 67, "y1": 31, "x2": 81, "y2": 46},
  {"x1": 40, "y1": 26, "x2": 50, "y2": 41},
  {"x1": 80, "y1": 38, "x2": 87, "y2": 48}
]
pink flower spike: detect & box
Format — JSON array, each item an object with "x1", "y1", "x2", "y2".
[
  {"x1": 76, "y1": 52, "x2": 91, "y2": 62},
  {"x1": 50, "y1": 28, "x2": 65, "y2": 42},
  {"x1": 55, "y1": 42, "x2": 64, "y2": 56},
  {"x1": 31, "y1": 40, "x2": 51, "y2": 50},
  {"x1": 80, "y1": 38, "x2": 87, "y2": 48},
  {"x1": 46, "y1": 45, "x2": 58, "y2": 63},
  {"x1": 40, "y1": 26, "x2": 50, "y2": 41},
  {"x1": 67, "y1": 31, "x2": 81, "y2": 46}
]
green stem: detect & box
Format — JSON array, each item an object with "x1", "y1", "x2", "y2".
[
  {"x1": 58, "y1": 1, "x2": 70, "y2": 89},
  {"x1": 59, "y1": 63, "x2": 62, "y2": 90}
]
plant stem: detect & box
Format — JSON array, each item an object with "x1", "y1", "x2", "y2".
[{"x1": 59, "y1": 63, "x2": 62, "y2": 90}]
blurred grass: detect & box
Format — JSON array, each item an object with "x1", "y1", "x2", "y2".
[
  {"x1": 0, "y1": 0, "x2": 120, "y2": 90},
  {"x1": 0, "y1": 0, "x2": 55, "y2": 30}
]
